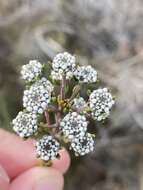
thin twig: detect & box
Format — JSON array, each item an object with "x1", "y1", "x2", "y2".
[
  {"x1": 55, "y1": 112, "x2": 61, "y2": 126},
  {"x1": 60, "y1": 76, "x2": 66, "y2": 100},
  {"x1": 44, "y1": 111, "x2": 51, "y2": 128}
]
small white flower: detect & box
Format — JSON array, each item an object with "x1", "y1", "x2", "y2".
[
  {"x1": 70, "y1": 133, "x2": 95, "y2": 156},
  {"x1": 51, "y1": 52, "x2": 76, "y2": 80},
  {"x1": 36, "y1": 135, "x2": 61, "y2": 161},
  {"x1": 12, "y1": 111, "x2": 38, "y2": 138},
  {"x1": 89, "y1": 88, "x2": 115, "y2": 121},
  {"x1": 33, "y1": 77, "x2": 54, "y2": 93},
  {"x1": 60, "y1": 112, "x2": 88, "y2": 141},
  {"x1": 23, "y1": 84, "x2": 51, "y2": 114},
  {"x1": 51, "y1": 70, "x2": 63, "y2": 80},
  {"x1": 74, "y1": 65, "x2": 97, "y2": 83},
  {"x1": 21, "y1": 60, "x2": 42, "y2": 82},
  {"x1": 73, "y1": 97, "x2": 87, "y2": 110}
]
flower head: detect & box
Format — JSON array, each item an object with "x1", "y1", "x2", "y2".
[
  {"x1": 60, "y1": 112, "x2": 88, "y2": 140},
  {"x1": 33, "y1": 77, "x2": 54, "y2": 93},
  {"x1": 72, "y1": 97, "x2": 87, "y2": 111},
  {"x1": 74, "y1": 65, "x2": 97, "y2": 83},
  {"x1": 12, "y1": 52, "x2": 115, "y2": 163},
  {"x1": 51, "y1": 52, "x2": 76, "y2": 80},
  {"x1": 36, "y1": 135, "x2": 61, "y2": 161},
  {"x1": 23, "y1": 84, "x2": 51, "y2": 114},
  {"x1": 89, "y1": 88, "x2": 115, "y2": 121},
  {"x1": 70, "y1": 133, "x2": 95, "y2": 156},
  {"x1": 12, "y1": 111, "x2": 37, "y2": 138},
  {"x1": 21, "y1": 60, "x2": 42, "y2": 82}
]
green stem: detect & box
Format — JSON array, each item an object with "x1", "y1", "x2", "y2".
[
  {"x1": 60, "y1": 76, "x2": 66, "y2": 100},
  {"x1": 69, "y1": 83, "x2": 83, "y2": 102}
]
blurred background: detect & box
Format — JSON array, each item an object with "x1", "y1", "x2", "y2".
[{"x1": 0, "y1": 0, "x2": 143, "y2": 189}]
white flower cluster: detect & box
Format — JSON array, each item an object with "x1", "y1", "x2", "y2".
[
  {"x1": 74, "y1": 65, "x2": 97, "y2": 83},
  {"x1": 51, "y1": 52, "x2": 76, "y2": 80},
  {"x1": 33, "y1": 77, "x2": 54, "y2": 93},
  {"x1": 60, "y1": 112, "x2": 88, "y2": 140},
  {"x1": 51, "y1": 53, "x2": 97, "y2": 83},
  {"x1": 12, "y1": 111, "x2": 37, "y2": 138},
  {"x1": 13, "y1": 61, "x2": 54, "y2": 140},
  {"x1": 70, "y1": 133, "x2": 95, "y2": 156},
  {"x1": 12, "y1": 52, "x2": 115, "y2": 162},
  {"x1": 60, "y1": 112, "x2": 95, "y2": 156},
  {"x1": 23, "y1": 84, "x2": 51, "y2": 114},
  {"x1": 89, "y1": 88, "x2": 115, "y2": 121},
  {"x1": 36, "y1": 135, "x2": 60, "y2": 161},
  {"x1": 21, "y1": 60, "x2": 42, "y2": 82},
  {"x1": 73, "y1": 97, "x2": 87, "y2": 111}
]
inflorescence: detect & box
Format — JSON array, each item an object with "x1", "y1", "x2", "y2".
[{"x1": 12, "y1": 52, "x2": 115, "y2": 165}]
